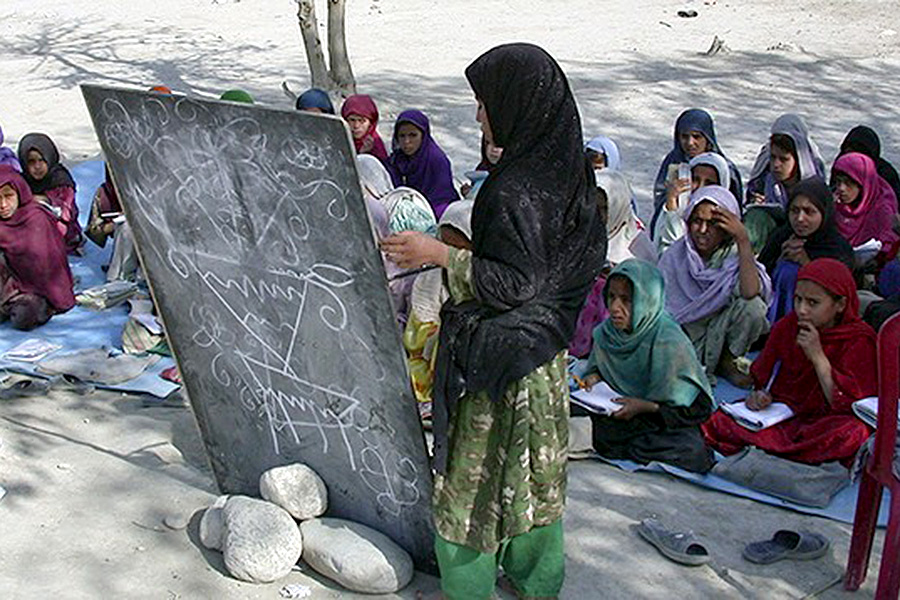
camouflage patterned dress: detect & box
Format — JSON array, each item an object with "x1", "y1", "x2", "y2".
[{"x1": 432, "y1": 248, "x2": 570, "y2": 554}]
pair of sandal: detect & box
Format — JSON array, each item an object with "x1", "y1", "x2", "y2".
[
  {"x1": 0, "y1": 374, "x2": 94, "y2": 400},
  {"x1": 636, "y1": 518, "x2": 830, "y2": 567}
]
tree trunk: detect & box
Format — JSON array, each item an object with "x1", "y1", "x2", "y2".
[
  {"x1": 327, "y1": 0, "x2": 356, "y2": 96},
  {"x1": 296, "y1": 0, "x2": 330, "y2": 90}
]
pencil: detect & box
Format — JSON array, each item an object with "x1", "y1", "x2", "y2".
[{"x1": 388, "y1": 265, "x2": 439, "y2": 281}]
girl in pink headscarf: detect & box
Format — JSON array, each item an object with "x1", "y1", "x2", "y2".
[
  {"x1": 340, "y1": 95, "x2": 388, "y2": 161},
  {"x1": 831, "y1": 152, "x2": 899, "y2": 263}
]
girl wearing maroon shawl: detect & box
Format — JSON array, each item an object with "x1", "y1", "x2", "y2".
[
  {"x1": 0, "y1": 166, "x2": 75, "y2": 330},
  {"x1": 387, "y1": 110, "x2": 459, "y2": 219},
  {"x1": 703, "y1": 258, "x2": 876, "y2": 466},
  {"x1": 340, "y1": 95, "x2": 388, "y2": 161},
  {"x1": 17, "y1": 133, "x2": 83, "y2": 254},
  {"x1": 831, "y1": 152, "x2": 900, "y2": 260}
]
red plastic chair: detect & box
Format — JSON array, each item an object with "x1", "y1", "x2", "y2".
[{"x1": 845, "y1": 312, "x2": 900, "y2": 598}]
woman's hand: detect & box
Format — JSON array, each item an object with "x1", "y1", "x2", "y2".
[
  {"x1": 611, "y1": 397, "x2": 658, "y2": 421},
  {"x1": 665, "y1": 178, "x2": 691, "y2": 211},
  {"x1": 380, "y1": 232, "x2": 450, "y2": 269},
  {"x1": 745, "y1": 389, "x2": 773, "y2": 411},
  {"x1": 781, "y1": 236, "x2": 810, "y2": 265},
  {"x1": 712, "y1": 205, "x2": 750, "y2": 247},
  {"x1": 749, "y1": 192, "x2": 766, "y2": 205},
  {"x1": 797, "y1": 321, "x2": 825, "y2": 363},
  {"x1": 578, "y1": 373, "x2": 601, "y2": 390}
]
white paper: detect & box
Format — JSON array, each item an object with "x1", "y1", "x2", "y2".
[
  {"x1": 131, "y1": 313, "x2": 163, "y2": 335},
  {"x1": 2, "y1": 338, "x2": 62, "y2": 362},
  {"x1": 571, "y1": 381, "x2": 624, "y2": 415},
  {"x1": 721, "y1": 401, "x2": 794, "y2": 431},
  {"x1": 852, "y1": 396, "x2": 900, "y2": 430},
  {"x1": 853, "y1": 238, "x2": 883, "y2": 253}
]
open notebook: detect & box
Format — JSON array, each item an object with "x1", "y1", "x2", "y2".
[
  {"x1": 720, "y1": 401, "x2": 794, "y2": 432},
  {"x1": 852, "y1": 396, "x2": 900, "y2": 430},
  {"x1": 570, "y1": 381, "x2": 624, "y2": 415}
]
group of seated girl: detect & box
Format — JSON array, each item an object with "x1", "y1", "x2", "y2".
[
  {"x1": 571, "y1": 109, "x2": 897, "y2": 475},
  {"x1": 0, "y1": 126, "x2": 84, "y2": 330},
  {"x1": 299, "y1": 88, "x2": 460, "y2": 219},
  {"x1": 576, "y1": 254, "x2": 875, "y2": 473}
]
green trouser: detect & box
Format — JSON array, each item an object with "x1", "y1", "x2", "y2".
[{"x1": 435, "y1": 519, "x2": 565, "y2": 600}]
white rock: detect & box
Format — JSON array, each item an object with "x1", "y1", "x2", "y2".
[
  {"x1": 221, "y1": 496, "x2": 302, "y2": 583},
  {"x1": 300, "y1": 518, "x2": 413, "y2": 594},
  {"x1": 199, "y1": 495, "x2": 229, "y2": 550},
  {"x1": 259, "y1": 464, "x2": 328, "y2": 521}
]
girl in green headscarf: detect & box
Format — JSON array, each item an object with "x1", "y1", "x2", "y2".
[{"x1": 580, "y1": 259, "x2": 715, "y2": 472}]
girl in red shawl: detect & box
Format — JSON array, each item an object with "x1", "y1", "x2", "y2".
[
  {"x1": 340, "y1": 95, "x2": 388, "y2": 161},
  {"x1": 17, "y1": 133, "x2": 83, "y2": 254},
  {"x1": 0, "y1": 166, "x2": 76, "y2": 330},
  {"x1": 703, "y1": 258, "x2": 876, "y2": 466}
]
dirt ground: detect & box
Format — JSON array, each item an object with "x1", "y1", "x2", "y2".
[{"x1": 0, "y1": 390, "x2": 886, "y2": 598}]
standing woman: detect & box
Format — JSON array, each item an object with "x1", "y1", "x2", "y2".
[{"x1": 382, "y1": 44, "x2": 605, "y2": 599}]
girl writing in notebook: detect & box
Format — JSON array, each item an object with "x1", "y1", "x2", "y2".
[
  {"x1": 703, "y1": 258, "x2": 876, "y2": 466},
  {"x1": 579, "y1": 259, "x2": 715, "y2": 473}
]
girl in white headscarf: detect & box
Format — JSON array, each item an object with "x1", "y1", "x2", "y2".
[{"x1": 402, "y1": 200, "x2": 474, "y2": 419}]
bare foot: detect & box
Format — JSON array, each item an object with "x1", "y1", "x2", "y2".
[{"x1": 717, "y1": 350, "x2": 754, "y2": 389}]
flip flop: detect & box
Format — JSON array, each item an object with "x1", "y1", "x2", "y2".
[
  {"x1": 636, "y1": 518, "x2": 711, "y2": 566},
  {"x1": 49, "y1": 374, "x2": 95, "y2": 396},
  {"x1": 742, "y1": 530, "x2": 830, "y2": 565},
  {"x1": 0, "y1": 377, "x2": 53, "y2": 400}
]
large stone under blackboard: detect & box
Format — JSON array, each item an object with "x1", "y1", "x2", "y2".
[{"x1": 81, "y1": 85, "x2": 435, "y2": 569}]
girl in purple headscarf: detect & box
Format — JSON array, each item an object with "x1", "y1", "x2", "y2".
[
  {"x1": 0, "y1": 125, "x2": 21, "y2": 172},
  {"x1": 658, "y1": 185, "x2": 772, "y2": 387},
  {"x1": 386, "y1": 110, "x2": 459, "y2": 219}
]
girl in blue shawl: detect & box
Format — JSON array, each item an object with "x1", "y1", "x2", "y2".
[
  {"x1": 650, "y1": 108, "x2": 743, "y2": 236},
  {"x1": 386, "y1": 110, "x2": 459, "y2": 219},
  {"x1": 580, "y1": 259, "x2": 715, "y2": 472}
]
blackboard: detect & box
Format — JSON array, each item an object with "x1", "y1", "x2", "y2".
[{"x1": 81, "y1": 85, "x2": 435, "y2": 569}]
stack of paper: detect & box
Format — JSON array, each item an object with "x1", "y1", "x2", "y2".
[
  {"x1": 721, "y1": 401, "x2": 794, "y2": 432},
  {"x1": 76, "y1": 281, "x2": 139, "y2": 310},
  {"x1": 571, "y1": 381, "x2": 624, "y2": 415},
  {"x1": 2, "y1": 338, "x2": 62, "y2": 362}
]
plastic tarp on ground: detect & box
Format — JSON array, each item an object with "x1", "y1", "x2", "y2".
[{"x1": 0, "y1": 160, "x2": 178, "y2": 397}]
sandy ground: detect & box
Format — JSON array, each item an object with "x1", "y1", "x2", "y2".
[
  {"x1": 0, "y1": 390, "x2": 886, "y2": 598},
  {"x1": 0, "y1": 0, "x2": 897, "y2": 597}
]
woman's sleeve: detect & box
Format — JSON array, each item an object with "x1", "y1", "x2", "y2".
[
  {"x1": 829, "y1": 336, "x2": 878, "y2": 414},
  {"x1": 749, "y1": 319, "x2": 786, "y2": 388},
  {"x1": 446, "y1": 247, "x2": 477, "y2": 303},
  {"x1": 470, "y1": 202, "x2": 547, "y2": 311},
  {"x1": 655, "y1": 207, "x2": 686, "y2": 256},
  {"x1": 45, "y1": 186, "x2": 76, "y2": 224},
  {"x1": 439, "y1": 154, "x2": 459, "y2": 201}
]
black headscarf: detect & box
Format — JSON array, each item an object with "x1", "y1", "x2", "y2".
[
  {"x1": 432, "y1": 43, "x2": 606, "y2": 472},
  {"x1": 839, "y1": 125, "x2": 900, "y2": 210},
  {"x1": 758, "y1": 177, "x2": 853, "y2": 273},
  {"x1": 16, "y1": 133, "x2": 76, "y2": 195}
]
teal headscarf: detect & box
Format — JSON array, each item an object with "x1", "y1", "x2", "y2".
[{"x1": 590, "y1": 259, "x2": 712, "y2": 408}]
